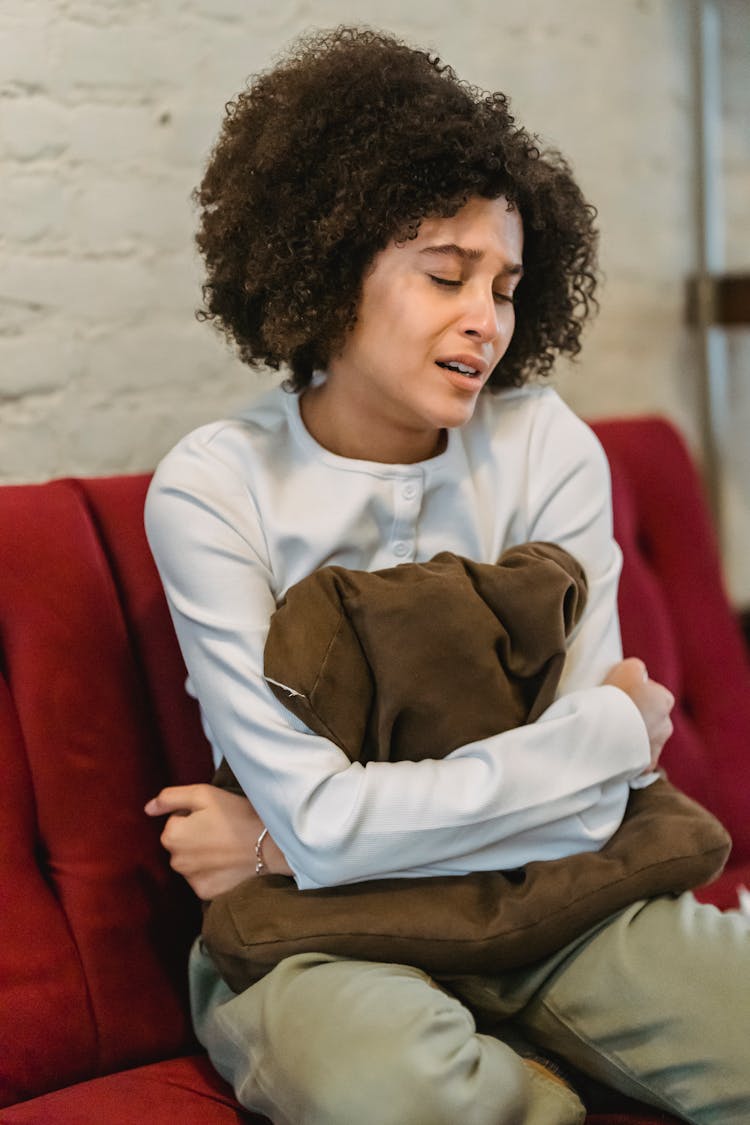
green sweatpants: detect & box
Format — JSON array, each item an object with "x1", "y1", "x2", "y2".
[{"x1": 190, "y1": 893, "x2": 749, "y2": 1124}]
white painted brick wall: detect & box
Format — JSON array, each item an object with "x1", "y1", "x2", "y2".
[{"x1": 1, "y1": 0, "x2": 749, "y2": 596}]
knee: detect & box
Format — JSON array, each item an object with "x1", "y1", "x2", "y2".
[
  {"x1": 233, "y1": 954, "x2": 530, "y2": 1125},
  {"x1": 405, "y1": 1016, "x2": 528, "y2": 1125},
  {"x1": 395, "y1": 1049, "x2": 529, "y2": 1125},
  {"x1": 310, "y1": 1065, "x2": 528, "y2": 1125},
  {"x1": 308, "y1": 1005, "x2": 530, "y2": 1125}
]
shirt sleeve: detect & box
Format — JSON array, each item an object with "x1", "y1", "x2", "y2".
[
  {"x1": 525, "y1": 389, "x2": 628, "y2": 694},
  {"x1": 145, "y1": 411, "x2": 650, "y2": 891},
  {"x1": 520, "y1": 395, "x2": 661, "y2": 790}
]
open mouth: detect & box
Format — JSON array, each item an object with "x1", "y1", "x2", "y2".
[{"x1": 436, "y1": 360, "x2": 481, "y2": 378}]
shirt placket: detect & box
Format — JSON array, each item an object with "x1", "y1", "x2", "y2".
[{"x1": 388, "y1": 474, "x2": 424, "y2": 563}]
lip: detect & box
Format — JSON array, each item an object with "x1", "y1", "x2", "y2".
[{"x1": 434, "y1": 353, "x2": 490, "y2": 378}]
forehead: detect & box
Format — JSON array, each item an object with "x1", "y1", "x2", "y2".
[{"x1": 414, "y1": 195, "x2": 524, "y2": 264}]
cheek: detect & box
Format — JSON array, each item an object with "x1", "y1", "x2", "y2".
[
  {"x1": 366, "y1": 274, "x2": 431, "y2": 331},
  {"x1": 368, "y1": 306, "x2": 421, "y2": 361},
  {"x1": 485, "y1": 312, "x2": 515, "y2": 368}
]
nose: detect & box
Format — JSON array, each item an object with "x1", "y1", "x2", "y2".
[{"x1": 460, "y1": 287, "x2": 502, "y2": 344}]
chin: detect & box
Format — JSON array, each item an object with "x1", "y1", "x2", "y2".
[{"x1": 434, "y1": 398, "x2": 480, "y2": 430}]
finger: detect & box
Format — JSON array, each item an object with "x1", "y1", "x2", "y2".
[
  {"x1": 623, "y1": 657, "x2": 648, "y2": 682},
  {"x1": 647, "y1": 683, "x2": 675, "y2": 711},
  {"x1": 605, "y1": 657, "x2": 647, "y2": 686},
  {"x1": 160, "y1": 807, "x2": 209, "y2": 853},
  {"x1": 144, "y1": 784, "x2": 212, "y2": 816},
  {"x1": 160, "y1": 813, "x2": 191, "y2": 851}
]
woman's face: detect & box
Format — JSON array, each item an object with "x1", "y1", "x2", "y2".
[{"x1": 308, "y1": 194, "x2": 523, "y2": 463}]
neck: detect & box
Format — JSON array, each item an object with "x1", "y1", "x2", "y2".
[{"x1": 299, "y1": 384, "x2": 445, "y2": 464}]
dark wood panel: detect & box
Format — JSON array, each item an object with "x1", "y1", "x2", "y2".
[{"x1": 686, "y1": 273, "x2": 750, "y2": 326}]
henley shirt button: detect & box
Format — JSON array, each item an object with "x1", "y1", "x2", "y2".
[
  {"x1": 393, "y1": 542, "x2": 409, "y2": 558},
  {"x1": 402, "y1": 483, "x2": 418, "y2": 500}
]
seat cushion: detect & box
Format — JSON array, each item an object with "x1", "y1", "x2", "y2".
[
  {"x1": 0, "y1": 1056, "x2": 263, "y2": 1124},
  {"x1": 0, "y1": 1052, "x2": 683, "y2": 1125}
]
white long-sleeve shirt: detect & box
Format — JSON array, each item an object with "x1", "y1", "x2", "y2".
[{"x1": 145, "y1": 381, "x2": 652, "y2": 890}]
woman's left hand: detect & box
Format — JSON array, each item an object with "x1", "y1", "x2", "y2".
[{"x1": 145, "y1": 784, "x2": 292, "y2": 900}]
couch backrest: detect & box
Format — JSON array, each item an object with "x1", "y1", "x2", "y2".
[
  {"x1": 591, "y1": 418, "x2": 750, "y2": 861},
  {"x1": 1, "y1": 416, "x2": 749, "y2": 1106},
  {"x1": 0, "y1": 476, "x2": 212, "y2": 1106}
]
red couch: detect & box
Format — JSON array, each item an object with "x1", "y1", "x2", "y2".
[{"x1": 2, "y1": 416, "x2": 749, "y2": 1124}]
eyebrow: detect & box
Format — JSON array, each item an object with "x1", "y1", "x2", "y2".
[{"x1": 419, "y1": 243, "x2": 524, "y2": 276}]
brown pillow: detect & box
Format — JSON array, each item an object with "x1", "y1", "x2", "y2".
[
  {"x1": 263, "y1": 542, "x2": 588, "y2": 762},
  {"x1": 203, "y1": 778, "x2": 730, "y2": 992},
  {"x1": 203, "y1": 544, "x2": 730, "y2": 990}
]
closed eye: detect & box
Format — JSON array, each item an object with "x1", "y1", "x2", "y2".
[{"x1": 428, "y1": 275, "x2": 515, "y2": 304}]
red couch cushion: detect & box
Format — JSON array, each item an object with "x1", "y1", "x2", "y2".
[
  {"x1": 592, "y1": 418, "x2": 750, "y2": 873},
  {"x1": 0, "y1": 478, "x2": 212, "y2": 1105},
  {"x1": 0, "y1": 1056, "x2": 258, "y2": 1124}
]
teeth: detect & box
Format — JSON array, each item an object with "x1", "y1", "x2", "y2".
[{"x1": 440, "y1": 361, "x2": 479, "y2": 376}]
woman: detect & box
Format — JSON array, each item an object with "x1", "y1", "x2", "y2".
[{"x1": 145, "y1": 28, "x2": 746, "y2": 1125}]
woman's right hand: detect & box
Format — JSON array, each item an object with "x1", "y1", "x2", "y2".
[
  {"x1": 144, "y1": 784, "x2": 292, "y2": 900},
  {"x1": 603, "y1": 657, "x2": 675, "y2": 770}
]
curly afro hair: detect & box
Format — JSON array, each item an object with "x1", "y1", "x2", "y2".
[{"x1": 195, "y1": 26, "x2": 599, "y2": 392}]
